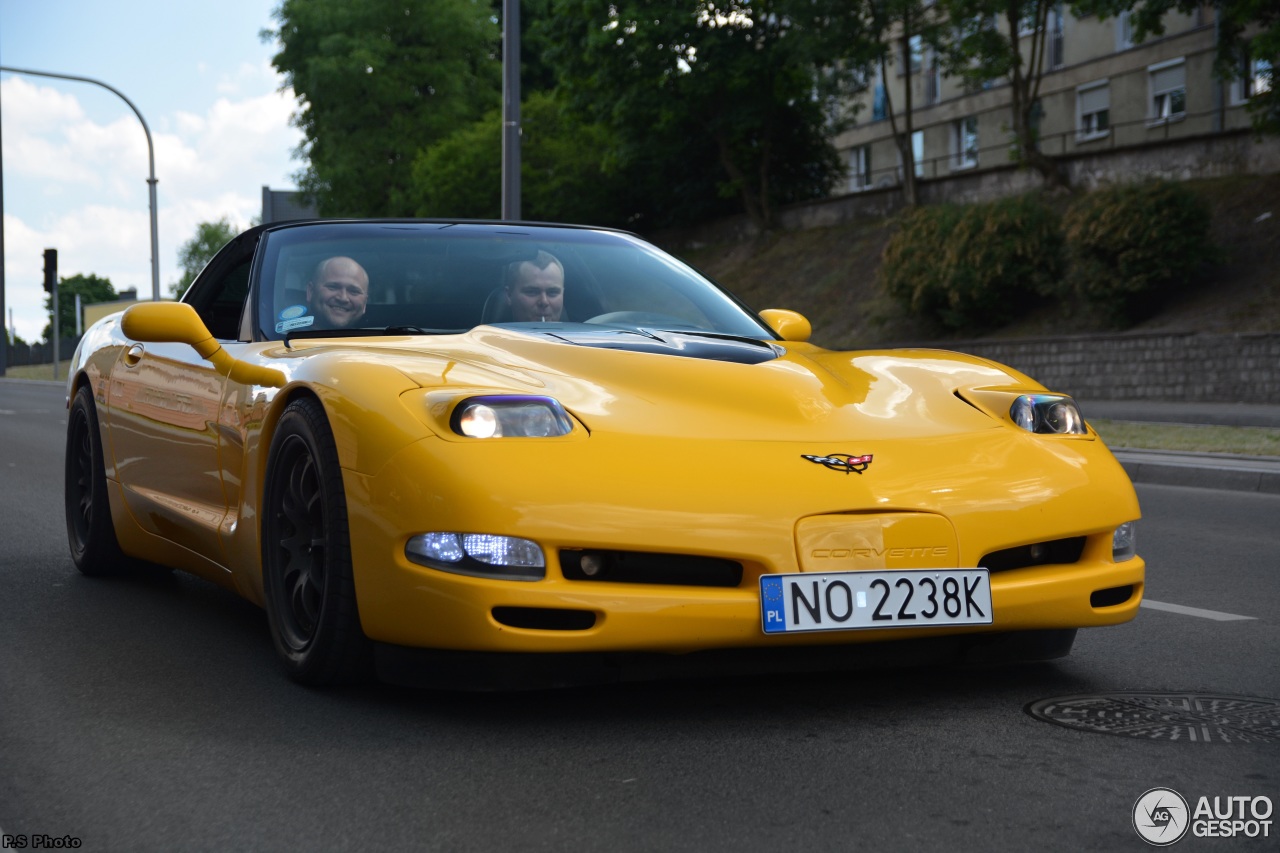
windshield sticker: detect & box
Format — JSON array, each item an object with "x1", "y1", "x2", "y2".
[
  {"x1": 279, "y1": 304, "x2": 308, "y2": 321},
  {"x1": 276, "y1": 315, "x2": 315, "y2": 334}
]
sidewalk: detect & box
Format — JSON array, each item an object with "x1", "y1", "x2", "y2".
[{"x1": 1081, "y1": 400, "x2": 1280, "y2": 494}]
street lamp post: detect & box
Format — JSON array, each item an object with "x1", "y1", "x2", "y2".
[
  {"x1": 501, "y1": 0, "x2": 521, "y2": 221},
  {"x1": 0, "y1": 66, "x2": 161, "y2": 303}
]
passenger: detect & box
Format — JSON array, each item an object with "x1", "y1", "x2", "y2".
[
  {"x1": 505, "y1": 251, "x2": 565, "y2": 322},
  {"x1": 306, "y1": 256, "x2": 369, "y2": 328}
]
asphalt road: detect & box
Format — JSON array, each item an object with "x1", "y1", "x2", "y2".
[{"x1": 2, "y1": 380, "x2": 1277, "y2": 852}]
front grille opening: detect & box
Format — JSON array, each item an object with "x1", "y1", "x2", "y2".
[
  {"x1": 981, "y1": 536, "x2": 1086, "y2": 573},
  {"x1": 560, "y1": 549, "x2": 744, "y2": 587},
  {"x1": 491, "y1": 607, "x2": 596, "y2": 631},
  {"x1": 1090, "y1": 585, "x2": 1135, "y2": 608}
]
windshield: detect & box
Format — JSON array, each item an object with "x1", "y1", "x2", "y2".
[{"x1": 255, "y1": 222, "x2": 775, "y2": 341}]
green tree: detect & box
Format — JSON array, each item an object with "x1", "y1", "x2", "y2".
[
  {"x1": 266, "y1": 0, "x2": 502, "y2": 217},
  {"x1": 171, "y1": 218, "x2": 240, "y2": 298},
  {"x1": 935, "y1": 0, "x2": 1065, "y2": 185},
  {"x1": 853, "y1": 0, "x2": 948, "y2": 207},
  {"x1": 412, "y1": 90, "x2": 624, "y2": 225},
  {"x1": 43, "y1": 274, "x2": 117, "y2": 342},
  {"x1": 538, "y1": 1, "x2": 869, "y2": 232},
  {"x1": 1074, "y1": 0, "x2": 1277, "y2": 134}
]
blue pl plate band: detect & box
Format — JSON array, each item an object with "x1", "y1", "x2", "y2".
[{"x1": 761, "y1": 576, "x2": 786, "y2": 633}]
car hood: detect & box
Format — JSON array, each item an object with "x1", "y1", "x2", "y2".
[{"x1": 288, "y1": 326, "x2": 1039, "y2": 442}]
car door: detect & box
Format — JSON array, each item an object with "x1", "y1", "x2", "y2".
[{"x1": 106, "y1": 234, "x2": 258, "y2": 568}]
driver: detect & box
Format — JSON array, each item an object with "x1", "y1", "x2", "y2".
[
  {"x1": 505, "y1": 251, "x2": 564, "y2": 322},
  {"x1": 306, "y1": 256, "x2": 369, "y2": 328}
]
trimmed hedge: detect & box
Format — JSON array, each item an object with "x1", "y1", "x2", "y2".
[
  {"x1": 1062, "y1": 180, "x2": 1214, "y2": 324},
  {"x1": 881, "y1": 194, "x2": 1063, "y2": 331}
]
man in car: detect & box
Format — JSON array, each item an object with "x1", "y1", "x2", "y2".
[
  {"x1": 505, "y1": 250, "x2": 565, "y2": 322},
  {"x1": 307, "y1": 256, "x2": 369, "y2": 328}
]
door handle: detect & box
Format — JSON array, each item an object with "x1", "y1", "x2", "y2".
[{"x1": 123, "y1": 344, "x2": 145, "y2": 366}]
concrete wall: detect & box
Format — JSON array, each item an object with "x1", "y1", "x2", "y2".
[
  {"x1": 779, "y1": 130, "x2": 1280, "y2": 233},
  {"x1": 918, "y1": 332, "x2": 1280, "y2": 404},
  {"x1": 659, "y1": 130, "x2": 1280, "y2": 246}
]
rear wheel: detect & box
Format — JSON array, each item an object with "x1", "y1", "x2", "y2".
[
  {"x1": 262, "y1": 397, "x2": 371, "y2": 685},
  {"x1": 65, "y1": 384, "x2": 124, "y2": 576}
]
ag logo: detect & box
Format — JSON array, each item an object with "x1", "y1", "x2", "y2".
[{"x1": 1133, "y1": 787, "x2": 1190, "y2": 846}]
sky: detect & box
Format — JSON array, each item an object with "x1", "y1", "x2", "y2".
[{"x1": 1, "y1": 0, "x2": 304, "y2": 342}]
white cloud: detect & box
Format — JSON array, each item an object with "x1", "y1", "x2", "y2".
[
  {"x1": 3, "y1": 75, "x2": 303, "y2": 343},
  {"x1": 215, "y1": 60, "x2": 283, "y2": 97}
]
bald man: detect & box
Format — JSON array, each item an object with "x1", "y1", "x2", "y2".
[
  {"x1": 306, "y1": 256, "x2": 369, "y2": 328},
  {"x1": 505, "y1": 251, "x2": 565, "y2": 322}
]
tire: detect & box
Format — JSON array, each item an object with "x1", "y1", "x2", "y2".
[
  {"x1": 65, "y1": 384, "x2": 125, "y2": 576},
  {"x1": 262, "y1": 396, "x2": 372, "y2": 685}
]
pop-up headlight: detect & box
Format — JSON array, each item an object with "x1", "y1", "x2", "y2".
[
  {"x1": 451, "y1": 396, "x2": 574, "y2": 438},
  {"x1": 1010, "y1": 394, "x2": 1087, "y2": 435}
]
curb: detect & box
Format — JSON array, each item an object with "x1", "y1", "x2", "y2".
[{"x1": 1113, "y1": 449, "x2": 1280, "y2": 494}]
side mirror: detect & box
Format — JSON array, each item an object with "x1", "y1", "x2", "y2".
[
  {"x1": 121, "y1": 302, "x2": 285, "y2": 388},
  {"x1": 759, "y1": 309, "x2": 812, "y2": 343},
  {"x1": 122, "y1": 302, "x2": 218, "y2": 353}
]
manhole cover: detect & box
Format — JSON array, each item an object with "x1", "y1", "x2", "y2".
[{"x1": 1026, "y1": 692, "x2": 1280, "y2": 743}]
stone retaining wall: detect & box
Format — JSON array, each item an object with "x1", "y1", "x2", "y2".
[{"x1": 917, "y1": 332, "x2": 1280, "y2": 403}]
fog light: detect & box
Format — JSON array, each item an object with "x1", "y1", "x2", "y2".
[
  {"x1": 406, "y1": 533, "x2": 464, "y2": 564},
  {"x1": 1112, "y1": 522, "x2": 1137, "y2": 562},
  {"x1": 405, "y1": 532, "x2": 545, "y2": 580},
  {"x1": 580, "y1": 552, "x2": 605, "y2": 577},
  {"x1": 462, "y1": 534, "x2": 544, "y2": 568}
]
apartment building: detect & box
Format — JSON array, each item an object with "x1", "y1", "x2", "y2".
[{"x1": 834, "y1": 6, "x2": 1272, "y2": 193}]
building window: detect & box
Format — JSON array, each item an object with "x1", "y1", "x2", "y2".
[
  {"x1": 1234, "y1": 55, "x2": 1273, "y2": 103},
  {"x1": 1050, "y1": 5, "x2": 1066, "y2": 69},
  {"x1": 848, "y1": 146, "x2": 873, "y2": 192},
  {"x1": 1018, "y1": 9, "x2": 1039, "y2": 37},
  {"x1": 908, "y1": 34, "x2": 923, "y2": 74},
  {"x1": 898, "y1": 131, "x2": 926, "y2": 181},
  {"x1": 953, "y1": 117, "x2": 978, "y2": 169},
  {"x1": 1077, "y1": 81, "x2": 1110, "y2": 140},
  {"x1": 1116, "y1": 11, "x2": 1135, "y2": 51},
  {"x1": 1149, "y1": 59, "x2": 1186, "y2": 123},
  {"x1": 873, "y1": 82, "x2": 887, "y2": 121},
  {"x1": 925, "y1": 49, "x2": 942, "y2": 105}
]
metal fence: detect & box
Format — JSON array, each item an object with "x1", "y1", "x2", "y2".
[{"x1": 6, "y1": 336, "x2": 82, "y2": 368}]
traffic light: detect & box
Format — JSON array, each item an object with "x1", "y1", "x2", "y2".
[{"x1": 43, "y1": 248, "x2": 58, "y2": 293}]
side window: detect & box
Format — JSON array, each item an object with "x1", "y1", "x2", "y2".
[{"x1": 185, "y1": 239, "x2": 257, "y2": 340}]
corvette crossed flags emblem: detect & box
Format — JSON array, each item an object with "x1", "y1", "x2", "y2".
[{"x1": 802, "y1": 453, "x2": 873, "y2": 474}]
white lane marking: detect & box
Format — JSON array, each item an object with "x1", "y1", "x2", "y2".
[{"x1": 1141, "y1": 599, "x2": 1256, "y2": 621}]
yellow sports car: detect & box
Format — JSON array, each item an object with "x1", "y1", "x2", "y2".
[{"x1": 64, "y1": 220, "x2": 1143, "y2": 687}]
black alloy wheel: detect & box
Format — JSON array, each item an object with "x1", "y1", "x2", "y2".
[
  {"x1": 65, "y1": 384, "x2": 124, "y2": 575},
  {"x1": 262, "y1": 396, "x2": 371, "y2": 685}
]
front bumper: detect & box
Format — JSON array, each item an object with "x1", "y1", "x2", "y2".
[{"x1": 343, "y1": 432, "x2": 1145, "y2": 654}]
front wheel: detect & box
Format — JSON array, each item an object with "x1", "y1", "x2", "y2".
[
  {"x1": 261, "y1": 397, "x2": 372, "y2": 685},
  {"x1": 65, "y1": 384, "x2": 124, "y2": 576}
]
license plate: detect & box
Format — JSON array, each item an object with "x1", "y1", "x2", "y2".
[{"x1": 760, "y1": 569, "x2": 992, "y2": 634}]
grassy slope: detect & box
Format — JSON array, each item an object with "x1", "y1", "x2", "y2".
[{"x1": 677, "y1": 173, "x2": 1280, "y2": 350}]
